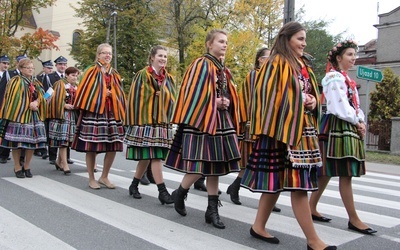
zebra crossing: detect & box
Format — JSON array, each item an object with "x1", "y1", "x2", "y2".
[{"x1": 1, "y1": 155, "x2": 399, "y2": 250}]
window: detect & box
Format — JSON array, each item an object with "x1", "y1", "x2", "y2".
[{"x1": 72, "y1": 30, "x2": 82, "y2": 53}]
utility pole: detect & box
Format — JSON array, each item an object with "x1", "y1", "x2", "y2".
[
  {"x1": 103, "y1": 2, "x2": 122, "y2": 71},
  {"x1": 106, "y1": 11, "x2": 117, "y2": 44},
  {"x1": 284, "y1": 0, "x2": 295, "y2": 24},
  {"x1": 113, "y1": 12, "x2": 117, "y2": 70}
]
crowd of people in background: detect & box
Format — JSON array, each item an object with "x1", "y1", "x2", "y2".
[{"x1": 0, "y1": 21, "x2": 378, "y2": 249}]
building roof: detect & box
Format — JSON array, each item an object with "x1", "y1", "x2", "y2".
[{"x1": 356, "y1": 39, "x2": 377, "y2": 65}]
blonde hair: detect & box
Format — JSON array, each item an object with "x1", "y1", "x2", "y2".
[
  {"x1": 205, "y1": 29, "x2": 228, "y2": 53},
  {"x1": 95, "y1": 43, "x2": 112, "y2": 62},
  {"x1": 17, "y1": 58, "x2": 33, "y2": 70}
]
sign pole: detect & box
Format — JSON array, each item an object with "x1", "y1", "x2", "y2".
[{"x1": 365, "y1": 80, "x2": 370, "y2": 147}]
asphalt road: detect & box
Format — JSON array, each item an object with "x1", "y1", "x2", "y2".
[{"x1": 0, "y1": 149, "x2": 399, "y2": 250}]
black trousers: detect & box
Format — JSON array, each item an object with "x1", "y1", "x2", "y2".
[
  {"x1": 49, "y1": 146, "x2": 71, "y2": 160},
  {"x1": 0, "y1": 146, "x2": 10, "y2": 159}
]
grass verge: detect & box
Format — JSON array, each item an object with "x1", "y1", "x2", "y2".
[{"x1": 366, "y1": 151, "x2": 400, "y2": 166}]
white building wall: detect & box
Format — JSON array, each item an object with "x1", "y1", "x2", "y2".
[{"x1": 33, "y1": 0, "x2": 82, "y2": 70}]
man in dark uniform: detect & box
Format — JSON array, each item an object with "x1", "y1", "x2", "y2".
[
  {"x1": 0, "y1": 54, "x2": 27, "y2": 164},
  {"x1": 46, "y1": 56, "x2": 74, "y2": 165},
  {"x1": 34, "y1": 60, "x2": 54, "y2": 157},
  {"x1": 0, "y1": 55, "x2": 11, "y2": 164},
  {"x1": 0, "y1": 55, "x2": 10, "y2": 80}
]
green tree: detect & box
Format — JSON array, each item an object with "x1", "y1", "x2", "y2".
[
  {"x1": 369, "y1": 68, "x2": 400, "y2": 122},
  {"x1": 183, "y1": 0, "x2": 284, "y2": 86},
  {"x1": 158, "y1": 0, "x2": 217, "y2": 76},
  {"x1": 0, "y1": 0, "x2": 58, "y2": 61},
  {"x1": 303, "y1": 20, "x2": 338, "y2": 82},
  {"x1": 223, "y1": 0, "x2": 283, "y2": 86},
  {"x1": 72, "y1": 0, "x2": 161, "y2": 87},
  {"x1": 368, "y1": 68, "x2": 400, "y2": 150}
]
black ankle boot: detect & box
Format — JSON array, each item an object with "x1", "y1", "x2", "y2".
[
  {"x1": 194, "y1": 176, "x2": 207, "y2": 191},
  {"x1": 147, "y1": 164, "x2": 155, "y2": 184},
  {"x1": 227, "y1": 177, "x2": 242, "y2": 205},
  {"x1": 140, "y1": 171, "x2": 150, "y2": 185},
  {"x1": 129, "y1": 178, "x2": 142, "y2": 199},
  {"x1": 157, "y1": 183, "x2": 174, "y2": 205},
  {"x1": 171, "y1": 185, "x2": 189, "y2": 216},
  {"x1": 205, "y1": 195, "x2": 225, "y2": 229}
]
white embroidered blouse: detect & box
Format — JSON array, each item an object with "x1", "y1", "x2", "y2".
[{"x1": 321, "y1": 71, "x2": 365, "y2": 125}]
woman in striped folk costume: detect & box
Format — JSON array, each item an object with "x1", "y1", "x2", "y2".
[
  {"x1": 241, "y1": 22, "x2": 336, "y2": 250},
  {"x1": 165, "y1": 29, "x2": 241, "y2": 229},
  {"x1": 0, "y1": 58, "x2": 47, "y2": 178},
  {"x1": 226, "y1": 47, "x2": 281, "y2": 212},
  {"x1": 72, "y1": 43, "x2": 126, "y2": 190},
  {"x1": 125, "y1": 45, "x2": 175, "y2": 205},
  {"x1": 47, "y1": 66, "x2": 79, "y2": 175},
  {"x1": 309, "y1": 40, "x2": 377, "y2": 235}
]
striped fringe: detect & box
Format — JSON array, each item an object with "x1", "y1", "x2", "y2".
[
  {"x1": 0, "y1": 112, "x2": 46, "y2": 149},
  {"x1": 71, "y1": 110, "x2": 124, "y2": 152},
  {"x1": 49, "y1": 110, "x2": 77, "y2": 147},
  {"x1": 124, "y1": 124, "x2": 173, "y2": 148},
  {"x1": 164, "y1": 110, "x2": 240, "y2": 176}
]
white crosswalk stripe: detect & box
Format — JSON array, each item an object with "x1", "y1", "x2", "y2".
[
  {"x1": 3, "y1": 176, "x2": 253, "y2": 250},
  {"x1": 1, "y1": 157, "x2": 400, "y2": 249}
]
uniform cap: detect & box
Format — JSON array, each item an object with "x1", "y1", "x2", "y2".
[
  {"x1": 0, "y1": 55, "x2": 10, "y2": 63},
  {"x1": 54, "y1": 56, "x2": 68, "y2": 64},
  {"x1": 42, "y1": 60, "x2": 54, "y2": 68},
  {"x1": 16, "y1": 54, "x2": 27, "y2": 62}
]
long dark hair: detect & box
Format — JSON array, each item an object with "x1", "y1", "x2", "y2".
[
  {"x1": 254, "y1": 47, "x2": 270, "y2": 69},
  {"x1": 270, "y1": 21, "x2": 305, "y2": 72}
]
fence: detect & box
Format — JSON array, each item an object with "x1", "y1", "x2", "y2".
[{"x1": 366, "y1": 120, "x2": 392, "y2": 151}]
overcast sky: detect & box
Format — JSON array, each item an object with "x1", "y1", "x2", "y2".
[{"x1": 296, "y1": 0, "x2": 400, "y2": 44}]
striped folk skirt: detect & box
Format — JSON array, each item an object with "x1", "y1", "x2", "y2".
[
  {"x1": 241, "y1": 112, "x2": 322, "y2": 193},
  {"x1": 318, "y1": 114, "x2": 366, "y2": 177},
  {"x1": 48, "y1": 110, "x2": 77, "y2": 147},
  {"x1": 124, "y1": 123, "x2": 174, "y2": 160},
  {"x1": 164, "y1": 110, "x2": 241, "y2": 176},
  {"x1": 71, "y1": 110, "x2": 124, "y2": 153},
  {"x1": 0, "y1": 112, "x2": 46, "y2": 149}
]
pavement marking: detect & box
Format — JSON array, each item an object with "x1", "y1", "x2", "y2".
[
  {"x1": 315, "y1": 188, "x2": 400, "y2": 210},
  {"x1": 380, "y1": 235, "x2": 400, "y2": 243},
  {"x1": 327, "y1": 180, "x2": 400, "y2": 198},
  {"x1": 68, "y1": 164, "x2": 400, "y2": 228},
  {"x1": 3, "y1": 176, "x2": 255, "y2": 250},
  {"x1": 0, "y1": 206, "x2": 76, "y2": 250},
  {"x1": 366, "y1": 172, "x2": 400, "y2": 181},
  {"x1": 74, "y1": 173, "x2": 363, "y2": 246},
  {"x1": 352, "y1": 176, "x2": 400, "y2": 188}
]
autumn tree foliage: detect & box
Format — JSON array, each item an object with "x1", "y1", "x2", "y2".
[
  {"x1": 158, "y1": 0, "x2": 218, "y2": 76},
  {"x1": 0, "y1": 0, "x2": 58, "y2": 62},
  {"x1": 162, "y1": 0, "x2": 284, "y2": 84}
]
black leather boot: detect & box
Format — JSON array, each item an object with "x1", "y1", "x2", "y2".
[
  {"x1": 171, "y1": 185, "x2": 189, "y2": 216},
  {"x1": 272, "y1": 205, "x2": 281, "y2": 212},
  {"x1": 129, "y1": 178, "x2": 142, "y2": 199},
  {"x1": 205, "y1": 195, "x2": 225, "y2": 229},
  {"x1": 147, "y1": 164, "x2": 155, "y2": 184},
  {"x1": 140, "y1": 171, "x2": 150, "y2": 185},
  {"x1": 194, "y1": 176, "x2": 207, "y2": 191},
  {"x1": 226, "y1": 177, "x2": 242, "y2": 205},
  {"x1": 157, "y1": 183, "x2": 174, "y2": 205}
]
